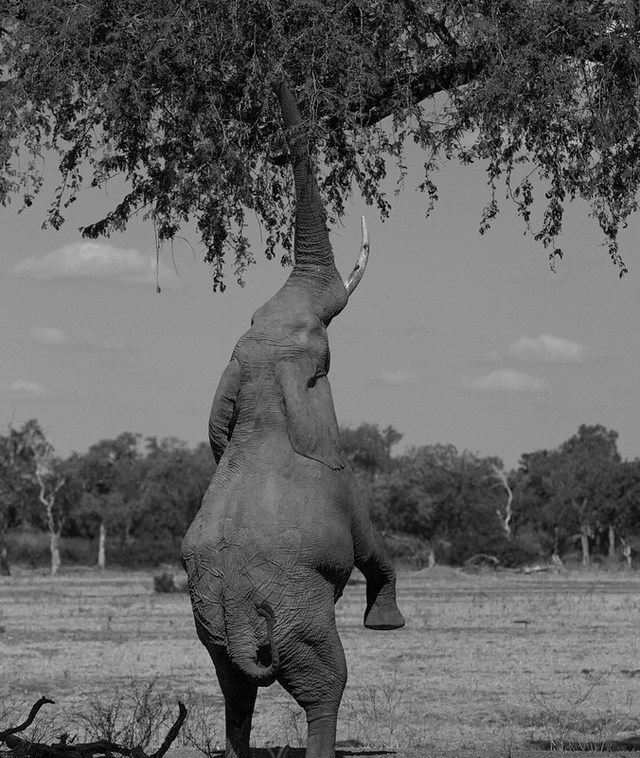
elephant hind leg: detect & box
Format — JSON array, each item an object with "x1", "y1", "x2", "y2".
[
  {"x1": 277, "y1": 620, "x2": 347, "y2": 758},
  {"x1": 207, "y1": 644, "x2": 258, "y2": 758}
]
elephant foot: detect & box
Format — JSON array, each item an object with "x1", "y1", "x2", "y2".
[
  {"x1": 305, "y1": 709, "x2": 338, "y2": 758},
  {"x1": 363, "y1": 598, "x2": 405, "y2": 630}
]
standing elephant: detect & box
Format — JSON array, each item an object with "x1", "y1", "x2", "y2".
[{"x1": 181, "y1": 80, "x2": 404, "y2": 758}]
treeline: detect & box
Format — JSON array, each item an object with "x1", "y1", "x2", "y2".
[
  {"x1": 1, "y1": 419, "x2": 639, "y2": 575},
  {"x1": 0, "y1": 421, "x2": 214, "y2": 575},
  {"x1": 346, "y1": 422, "x2": 640, "y2": 569}
]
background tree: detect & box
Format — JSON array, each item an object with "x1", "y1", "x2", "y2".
[
  {"x1": 71, "y1": 432, "x2": 145, "y2": 568},
  {"x1": 340, "y1": 423, "x2": 402, "y2": 479},
  {"x1": 2, "y1": 1, "x2": 640, "y2": 287},
  {"x1": 491, "y1": 464, "x2": 514, "y2": 540},
  {"x1": 379, "y1": 444, "x2": 529, "y2": 566},
  {"x1": 137, "y1": 437, "x2": 214, "y2": 548},
  {"x1": 559, "y1": 424, "x2": 621, "y2": 562},
  {"x1": 610, "y1": 459, "x2": 640, "y2": 567},
  {"x1": 517, "y1": 424, "x2": 621, "y2": 564},
  {"x1": 0, "y1": 430, "x2": 32, "y2": 575},
  {"x1": 8, "y1": 419, "x2": 69, "y2": 575},
  {"x1": 340, "y1": 423, "x2": 402, "y2": 529}
]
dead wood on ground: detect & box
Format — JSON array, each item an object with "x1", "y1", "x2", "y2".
[{"x1": 0, "y1": 697, "x2": 187, "y2": 758}]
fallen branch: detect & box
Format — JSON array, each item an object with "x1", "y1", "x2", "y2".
[
  {"x1": 520, "y1": 565, "x2": 551, "y2": 574},
  {"x1": 0, "y1": 699, "x2": 187, "y2": 758},
  {"x1": 0, "y1": 697, "x2": 55, "y2": 741}
]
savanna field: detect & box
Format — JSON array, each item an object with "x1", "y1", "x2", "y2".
[{"x1": 3, "y1": 566, "x2": 640, "y2": 758}]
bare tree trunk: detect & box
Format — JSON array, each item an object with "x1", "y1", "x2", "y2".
[
  {"x1": 551, "y1": 526, "x2": 562, "y2": 566},
  {"x1": 38, "y1": 473, "x2": 65, "y2": 578},
  {"x1": 608, "y1": 524, "x2": 616, "y2": 559},
  {"x1": 580, "y1": 530, "x2": 590, "y2": 567},
  {"x1": 491, "y1": 464, "x2": 513, "y2": 539},
  {"x1": 0, "y1": 531, "x2": 10, "y2": 576},
  {"x1": 49, "y1": 525, "x2": 61, "y2": 577},
  {"x1": 97, "y1": 521, "x2": 106, "y2": 569}
]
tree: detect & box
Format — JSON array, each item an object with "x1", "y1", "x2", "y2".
[
  {"x1": 2, "y1": 1, "x2": 640, "y2": 287},
  {"x1": 379, "y1": 443, "x2": 517, "y2": 565},
  {"x1": 610, "y1": 459, "x2": 640, "y2": 567},
  {"x1": 0, "y1": 431, "x2": 25, "y2": 575},
  {"x1": 138, "y1": 438, "x2": 214, "y2": 543},
  {"x1": 518, "y1": 424, "x2": 622, "y2": 564},
  {"x1": 340, "y1": 423, "x2": 402, "y2": 479},
  {"x1": 8, "y1": 420, "x2": 69, "y2": 575},
  {"x1": 491, "y1": 464, "x2": 514, "y2": 540},
  {"x1": 72, "y1": 432, "x2": 145, "y2": 567},
  {"x1": 559, "y1": 424, "x2": 621, "y2": 563}
]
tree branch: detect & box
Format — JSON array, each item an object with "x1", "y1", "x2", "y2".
[
  {"x1": 0, "y1": 697, "x2": 55, "y2": 741},
  {"x1": 355, "y1": 55, "x2": 487, "y2": 128}
]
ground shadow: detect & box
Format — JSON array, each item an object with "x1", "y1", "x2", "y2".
[
  {"x1": 530, "y1": 738, "x2": 640, "y2": 752},
  {"x1": 206, "y1": 748, "x2": 395, "y2": 757}
]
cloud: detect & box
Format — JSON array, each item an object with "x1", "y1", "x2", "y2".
[
  {"x1": 11, "y1": 241, "x2": 173, "y2": 285},
  {"x1": 0, "y1": 379, "x2": 47, "y2": 397},
  {"x1": 30, "y1": 325, "x2": 126, "y2": 353},
  {"x1": 31, "y1": 327, "x2": 70, "y2": 345},
  {"x1": 377, "y1": 370, "x2": 421, "y2": 386},
  {"x1": 509, "y1": 334, "x2": 585, "y2": 363},
  {"x1": 461, "y1": 369, "x2": 547, "y2": 392}
]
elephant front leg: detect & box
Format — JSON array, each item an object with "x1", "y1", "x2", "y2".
[{"x1": 354, "y1": 529, "x2": 405, "y2": 630}]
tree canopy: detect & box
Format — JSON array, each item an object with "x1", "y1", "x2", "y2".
[{"x1": 2, "y1": 0, "x2": 640, "y2": 286}]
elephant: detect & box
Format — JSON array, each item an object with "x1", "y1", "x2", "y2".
[{"x1": 181, "y1": 80, "x2": 405, "y2": 758}]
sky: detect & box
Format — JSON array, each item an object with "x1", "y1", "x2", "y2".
[{"x1": 2, "y1": 148, "x2": 639, "y2": 470}]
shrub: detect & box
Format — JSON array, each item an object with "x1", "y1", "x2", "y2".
[{"x1": 107, "y1": 537, "x2": 183, "y2": 569}]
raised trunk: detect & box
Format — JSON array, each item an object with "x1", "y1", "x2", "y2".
[
  {"x1": 97, "y1": 521, "x2": 106, "y2": 570},
  {"x1": 273, "y1": 81, "x2": 334, "y2": 270}
]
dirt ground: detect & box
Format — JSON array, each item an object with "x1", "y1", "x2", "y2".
[
  {"x1": 219, "y1": 751, "x2": 634, "y2": 758},
  {"x1": 3, "y1": 565, "x2": 640, "y2": 756}
]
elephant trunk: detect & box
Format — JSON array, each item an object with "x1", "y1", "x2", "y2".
[
  {"x1": 272, "y1": 80, "x2": 335, "y2": 272},
  {"x1": 272, "y1": 80, "x2": 369, "y2": 320}
]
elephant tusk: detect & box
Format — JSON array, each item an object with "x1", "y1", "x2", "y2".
[{"x1": 344, "y1": 216, "x2": 369, "y2": 296}]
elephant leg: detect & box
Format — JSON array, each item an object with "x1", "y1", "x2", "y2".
[
  {"x1": 277, "y1": 619, "x2": 347, "y2": 758},
  {"x1": 208, "y1": 644, "x2": 258, "y2": 758},
  {"x1": 353, "y1": 523, "x2": 405, "y2": 630}
]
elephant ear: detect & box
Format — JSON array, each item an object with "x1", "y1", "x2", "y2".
[
  {"x1": 276, "y1": 358, "x2": 346, "y2": 470},
  {"x1": 209, "y1": 357, "x2": 241, "y2": 463}
]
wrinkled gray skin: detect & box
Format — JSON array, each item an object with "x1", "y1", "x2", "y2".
[{"x1": 181, "y1": 81, "x2": 405, "y2": 758}]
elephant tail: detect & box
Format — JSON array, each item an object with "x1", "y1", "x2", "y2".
[{"x1": 225, "y1": 599, "x2": 280, "y2": 687}]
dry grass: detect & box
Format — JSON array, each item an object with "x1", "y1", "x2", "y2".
[{"x1": 2, "y1": 565, "x2": 640, "y2": 754}]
